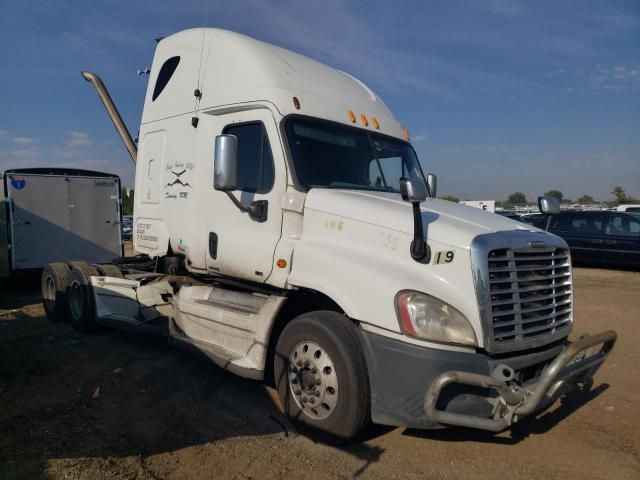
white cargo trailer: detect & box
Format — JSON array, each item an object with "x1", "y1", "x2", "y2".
[
  {"x1": 1, "y1": 168, "x2": 123, "y2": 277},
  {"x1": 42, "y1": 29, "x2": 616, "y2": 439}
]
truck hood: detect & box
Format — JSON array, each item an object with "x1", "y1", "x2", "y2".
[{"x1": 304, "y1": 189, "x2": 537, "y2": 249}]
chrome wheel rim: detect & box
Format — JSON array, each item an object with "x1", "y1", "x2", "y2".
[
  {"x1": 288, "y1": 341, "x2": 338, "y2": 420},
  {"x1": 68, "y1": 280, "x2": 83, "y2": 320}
]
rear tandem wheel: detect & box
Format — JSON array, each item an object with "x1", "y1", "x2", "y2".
[
  {"x1": 41, "y1": 262, "x2": 71, "y2": 322},
  {"x1": 67, "y1": 263, "x2": 99, "y2": 333}
]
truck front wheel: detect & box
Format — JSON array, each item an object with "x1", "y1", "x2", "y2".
[{"x1": 274, "y1": 311, "x2": 370, "y2": 440}]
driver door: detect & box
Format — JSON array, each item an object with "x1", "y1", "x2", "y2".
[{"x1": 202, "y1": 108, "x2": 286, "y2": 283}]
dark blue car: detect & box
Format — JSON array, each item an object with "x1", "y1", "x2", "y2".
[{"x1": 541, "y1": 211, "x2": 640, "y2": 269}]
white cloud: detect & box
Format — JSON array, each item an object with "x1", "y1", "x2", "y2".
[
  {"x1": 236, "y1": 0, "x2": 447, "y2": 96},
  {"x1": 0, "y1": 130, "x2": 7, "y2": 140},
  {"x1": 0, "y1": 145, "x2": 44, "y2": 171},
  {"x1": 53, "y1": 147, "x2": 76, "y2": 159},
  {"x1": 65, "y1": 131, "x2": 92, "y2": 147},
  {"x1": 587, "y1": 64, "x2": 640, "y2": 92},
  {"x1": 9, "y1": 147, "x2": 41, "y2": 158},
  {"x1": 544, "y1": 64, "x2": 640, "y2": 94},
  {"x1": 412, "y1": 134, "x2": 428, "y2": 142},
  {"x1": 13, "y1": 137, "x2": 38, "y2": 145},
  {"x1": 486, "y1": 0, "x2": 526, "y2": 17}
]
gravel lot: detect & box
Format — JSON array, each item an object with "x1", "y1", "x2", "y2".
[{"x1": 1, "y1": 267, "x2": 638, "y2": 480}]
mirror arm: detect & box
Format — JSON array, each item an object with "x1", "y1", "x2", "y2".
[
  {"x1": 224, "y1": 192, "x2": 268, "y2": 223},
  {"x1": 410, "y1": 202, "x2": 431, "y2": 263},
  {"x1": 225, "y1": 190, "x2": 248, "y2": 212}
]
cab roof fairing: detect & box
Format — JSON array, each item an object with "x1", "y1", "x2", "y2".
[{"x1": 141, "y1": 28, "x2": 404, "y2": 140}]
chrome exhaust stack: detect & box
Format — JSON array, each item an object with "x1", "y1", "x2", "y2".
[{"x1": 81, "y1": 71, "x2": 137, "y2": 164}]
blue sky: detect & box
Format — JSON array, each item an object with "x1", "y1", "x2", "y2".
[{"x1": 1, "y1": 0, "x2": 638, "y2": 201}]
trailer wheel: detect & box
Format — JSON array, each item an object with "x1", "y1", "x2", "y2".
[
  {"x1": 67, "y1": 263, "x2": 99, "y2": 333},
  {"x1": 94, "y1": 264, "x2": 123, "y2": 278},
  {"x1": 274, "y1": 311, "x2": 370, "y2": 440},
  {"x1": 41, "y1": 263, "x2": 71, "y2": 322}
]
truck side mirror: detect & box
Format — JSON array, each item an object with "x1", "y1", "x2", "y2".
[
  {"x1": 400, "y1": 178, "x2": 428, "y2": 203},
  {"x1": 213, "y1": 134, "x2": 268, "y2": 222},
  {"x1": 426, "y1": 173, "x2": 437, "y2": 198},
  {"x1": 538, "y1": 196, "x2": 560, "y2": 215},
  {"x1": 538, "y1": 196, "x2": 560, "y2": 231},
  {"x1": 214, "y1": 134, "x2": 238, "y2": 191},
  {"x1": 400, "y1": 178, "x2": 431, "y2": 264}
]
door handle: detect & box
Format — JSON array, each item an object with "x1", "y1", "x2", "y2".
[
  {"x1": 591, "y1": 239, "x2": 603, "y2": 244},
  {"x1": 604, "y1": 239, "x2": 617, "y2": 245},
  {"x1": 209, "y1": 232, "x2": 218, "y2": 260}
]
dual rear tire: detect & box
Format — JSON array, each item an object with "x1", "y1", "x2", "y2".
[
  {"x1": 66, "y1": 262, "x2": 99, "y2": 332},
  {"x1": 41, "y1": 263, "x2": 71, "y2": 322},
  {"x1": 41, "y1": 262, "x2": 121, "y2": 332}
]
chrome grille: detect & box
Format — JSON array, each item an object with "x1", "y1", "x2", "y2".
[{"x1": 487, "y1": 248, "x2": 572, "y2": 346}]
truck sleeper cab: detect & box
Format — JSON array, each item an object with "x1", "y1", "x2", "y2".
[{"x1": 42, "y1": 28, "x2": 616, "y2": 440}]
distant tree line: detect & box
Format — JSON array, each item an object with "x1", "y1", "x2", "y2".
[
  {"x1": 495, "y1": 187, "x2": 637, "y2": 209},
  {"x1": 610, "y1": 186, "x2": 638, "y2": 205},
  {"x1": 121, "y1": 188, "x2": 134, "y2": 215}
]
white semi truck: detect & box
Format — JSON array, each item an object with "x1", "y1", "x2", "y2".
[{"x1": 42, "y1": 29, "x2": 616, "y2": 439}]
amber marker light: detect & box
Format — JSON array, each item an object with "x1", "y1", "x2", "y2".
[
  {"x1": 293, "y1": 97, "x2": 301, "y2": 110},
  {"x1": 276, "y1": 259, "x2": 288, "y2": 269},
  {"x1": 402, "y1": 127, "x2": 411, "y2": 140},
  {"x1": 348, "y1": 110, "x2": 356, "y2": 123},
  {"x1": 371, "y1": 116, "x2": 380, "y2": 129},
  {"x1": 360, "y1": 114, "x2": 369, "y2": 126}
]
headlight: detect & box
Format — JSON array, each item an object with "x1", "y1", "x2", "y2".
[{"x1": 395, "y1": 291, "x2": 477, "y2": 346}]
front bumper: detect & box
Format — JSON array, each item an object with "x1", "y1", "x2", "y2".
[{"x1": 358, "y1": 329, "x2": 617, "y2": 431}]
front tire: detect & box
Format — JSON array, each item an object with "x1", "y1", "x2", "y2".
[
  {"x1": 67, "y1": 263, "x2": 98, "y2": 333},
  {"x1": 274, "y1": 311, "x2": 370, "y2": 440}
]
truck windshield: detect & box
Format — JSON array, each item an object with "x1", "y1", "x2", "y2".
[{"x1": 284, "y1": 117, "x2": 426, "y2": 193}]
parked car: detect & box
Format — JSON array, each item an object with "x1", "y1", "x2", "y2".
[
  {"x1": 616, "y1": 204, "x2": 640, "y2": 213},
  {"x1": 520, "y1": 212, "x2": 546, "y2": 226},
  {"x1": 121, "y1": 215, "x2": 133, "y2": 240},
  {"x1": 495, "y1": 210, "x2": 524, "y2": 222},
  {"x1": 543, "y1": 210, "x2": 640, "y2": 269}
]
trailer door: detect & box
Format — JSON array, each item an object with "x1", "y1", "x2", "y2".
[
  {"x1": 8, "y1": 174, "x2": 72, "y2": 269},
  {"x1": 67, "y1": 176, "x2": 122, "y2": 263}
]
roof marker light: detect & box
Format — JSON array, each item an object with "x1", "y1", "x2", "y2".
[
  {"x1": 371, "y1": 117, "x2": 380, "y2": 129},
  {"x1": 402, "y1": 128, "x2": 411, "y2": 140},
  {"x1": 360, "y1": 114, "x2": 369, "y2": 126},
  {"x1": 293, "y1": 97, "x2": 301, "y2": 110},
  {"x1": 348, "y1": 110, "x2": 356, "y2": 123}
]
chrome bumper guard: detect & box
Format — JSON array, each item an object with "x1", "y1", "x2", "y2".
[{"x1": 424, "y1": 330, "x2": 617, "y2": 432}]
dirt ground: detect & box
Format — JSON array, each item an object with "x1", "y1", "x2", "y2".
[{"x1": 1, "y1": 267, "x2": 638, "y2": 480}]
